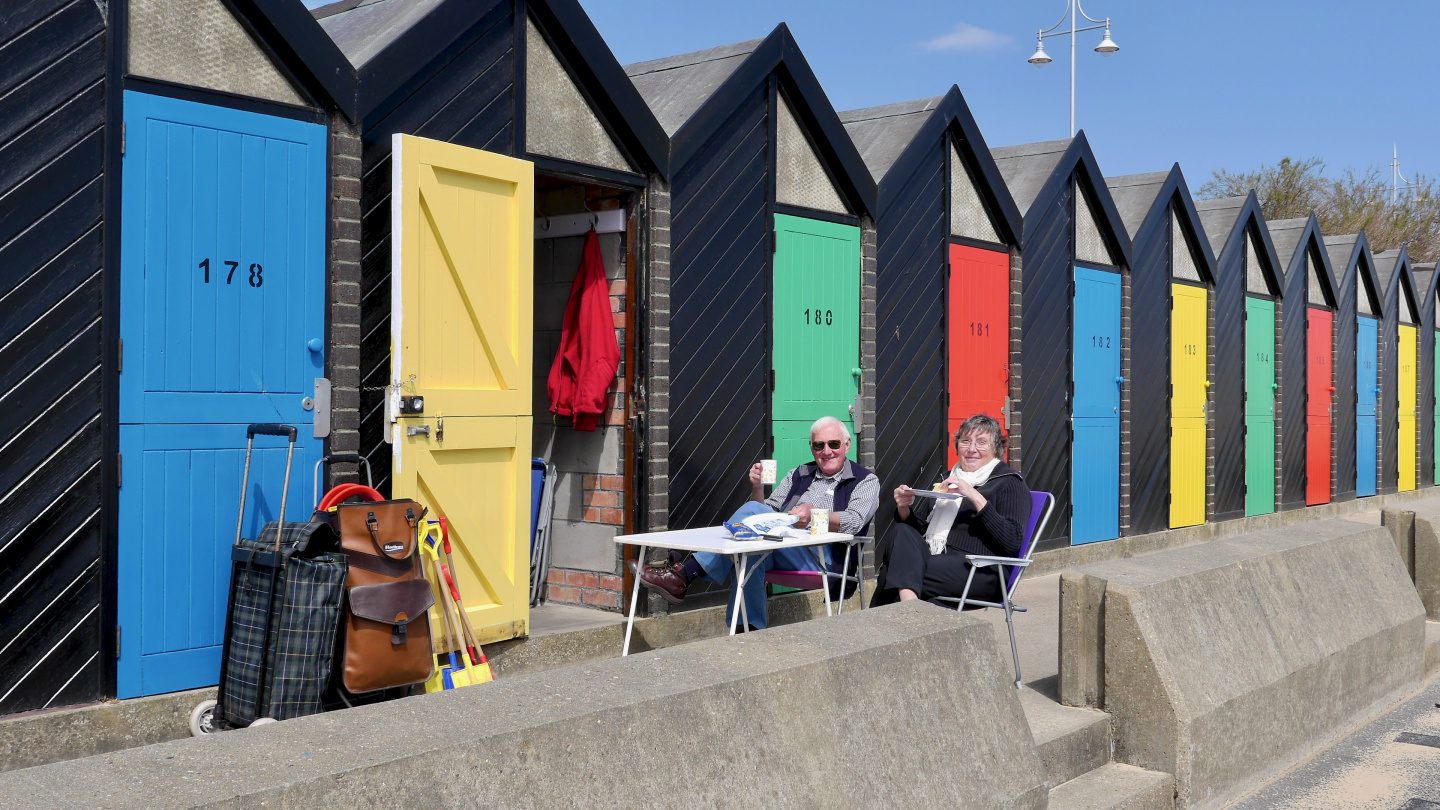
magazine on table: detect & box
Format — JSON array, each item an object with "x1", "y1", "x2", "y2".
[{"x1": 724, "y1": 512, "x2": 808, "y2": 540}]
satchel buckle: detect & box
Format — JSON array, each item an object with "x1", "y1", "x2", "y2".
[
  {"x1": 405, "y1": 507, "x2": 416, "y2": 528},
  {"x1": 366, "y1": 511, "x2": 379, "y2": 542},
  {"x1": 392, "y1": 614, "x2": 408, "y2": 645}
]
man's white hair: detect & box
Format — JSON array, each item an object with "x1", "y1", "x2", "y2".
[{"x1": 809, "y1": 416, "x2": 851, "y2": 443}]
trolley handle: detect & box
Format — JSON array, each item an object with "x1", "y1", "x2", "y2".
[
  {"x1": 247, "y1": 424, "x2": 298, "y2": 440},
  {"x1": 312, "y1": 454, "x2": 376, "y2": 506}
]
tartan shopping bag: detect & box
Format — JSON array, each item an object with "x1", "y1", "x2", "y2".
[{"x1": 220, "y1": 521, "x2": 347, "y2": 725}]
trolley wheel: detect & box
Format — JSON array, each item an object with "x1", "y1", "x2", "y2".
[
  {"x1": 250, "y1": 717, "x2": 277, "y2": 727},
  {"x1": 189, "y1": 700, "x2": 218, "y2": 737}
]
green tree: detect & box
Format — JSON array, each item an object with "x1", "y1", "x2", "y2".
[{"x1": 1198, "y1": 157, "x2": 1439, "y2": 261}]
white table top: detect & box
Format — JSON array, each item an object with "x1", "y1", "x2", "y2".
[{"x1": 613, "y1": 525, "x2": 858, "y2": 556}]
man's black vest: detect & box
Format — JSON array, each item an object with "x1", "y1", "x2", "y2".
[{"x1": 780, "y1": 461, "x2": 875, "y2": 537}]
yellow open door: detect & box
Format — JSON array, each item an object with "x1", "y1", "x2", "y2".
[{"x1": 390, "y1": 134, "x2": 533, "y2": 644}]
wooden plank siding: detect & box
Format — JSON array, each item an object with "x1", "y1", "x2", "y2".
[
  {"x1": 356, "y1": 1, "x2": 517, "y2": 496},
  {"x1": 1211, "y1": 230, "x2": 1248, "y2": 520},
  {"x1": 1125, "y1": 207, "x2": 1174, "y2": 536},
  {"x1": 0, "y1": 0, "x2": 107, "y2": 714}
]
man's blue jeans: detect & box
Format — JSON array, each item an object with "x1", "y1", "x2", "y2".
[{"x1": 692, "y1": 501, "x2": 827, "y2": 630}]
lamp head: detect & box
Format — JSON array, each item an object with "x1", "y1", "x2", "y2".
[
  {"x1": 1028, "y1": 35, "x2": 1052, "y2": 66},
  {"x1": 1095, "y1": 24, "x2": 1119, "y2": 55}
]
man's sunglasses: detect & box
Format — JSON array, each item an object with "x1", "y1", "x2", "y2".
[{"x1": 810, "y1": 439, "x2": 844, "y2": 451}]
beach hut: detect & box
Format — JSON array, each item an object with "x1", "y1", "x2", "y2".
[
  {"x1": 622, "y1": 26, "x2": 878, "y2": 530},
  {"x1": 1324, "y1": 233, "x2": 1383, "y2": 499},
  {"x1": 1104, "y1": 168, "x2": 1217, "y2": 533},
  {"x1": 1267, "y1": 217, "x2": 1340, "y2": 509},
  {"x1": 0, "y1": 0, "x2": 356, "y2": 711},
  {"x1": 1373, "y1": 248, "x2": 1421, "y2": 492},
  {"x1": 1415, "y1": 262, "x2": 1437, "y2": 486},
  {"x1": 313, "y1": 0, "x2": 670, "y2": 620},
  {"x1": 990, "y1": 136, "x2": 1133, "y2": 548},
  {"x1": 838, "y1": 89, "x2": 1022, "y2": 539},
  {"x1": 1194, "y1": 193, "x2": 1284, "y2": 519}
]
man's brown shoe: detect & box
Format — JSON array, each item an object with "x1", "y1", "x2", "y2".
[{"x1": 637, "y1": 561, "x2": 690, "y2": 603}]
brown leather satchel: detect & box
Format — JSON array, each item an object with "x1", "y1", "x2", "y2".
[{"x1": 331, "y1": 500, "x2": 436, "y2": 693}]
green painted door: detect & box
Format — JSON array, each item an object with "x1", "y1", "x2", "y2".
[
  {"x1": 1435, "y1": 330, "x2": 1439, "y2": 483},
  {"x1": 772, "y1": 213, "x2": 861, "y2": 472},
  {"x1": 1245, "y1": 296, "x2": 1276, "y2": 515}
]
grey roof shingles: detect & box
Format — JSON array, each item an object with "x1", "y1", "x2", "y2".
[
  {"x1": 1322, "y1": 233, "x2": 1362, "y2": 278},
  {"x1": 1193, "y1": 196, "x2": 1246, "y2": 257},
  {"x1": 837, "y1": 97, "x2": 942, "y2": 184},
  {"x1": 1373, "y1": 248, "x2": 1402, "y2": 292},
  {"x1": 313, "y1": 0, "x2": 445, "y2": 68},
  {"x1": 989, "y1": 139, "x2": 1071, "y2": 217},
  {"x1": 1103, "y1": 171, "x2": 1169, "y2": 237},
  {"x1": 623, "y1": 39, "x2": 762, "y2": 136},
  {"x1": 1266, "y1": 216, "x2": 1310, "y2": 269}
]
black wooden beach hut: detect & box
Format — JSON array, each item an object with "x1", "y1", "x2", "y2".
[
  {"x1": 1, "y1": 0, "x2": 355, "y2": 712},
  {"x1": 1194, "y1": 193, "x2": 1284, "y2": 521},
  {"x1": 837, "y1": 88, "x2": 1022, "y2": 540},
  {"x1": 989, "y1": 136, "x2": 1133, "y2": 549},
  {"x1": 1104, "y1": 168, "x2": 1217, "y2": 534},
  {"x1": 1323, "y1": 232, "x2": 1383, "y2": 501},
  {"x1": 622, "y1": 26, "x2": 878, "y2": 531},
  {"x1": 314, "y1": 0, "x2": 671, "y2": 615},
  {"x1": 1372, "y1": 247, "x2": 1421, "y2": 493},
  {"x1": 1415, "y1": 262, "x2": 1438, "y2": 487},
  {"x1": 1267, "y1": 216, "x2": 1340, "y2": 510}
]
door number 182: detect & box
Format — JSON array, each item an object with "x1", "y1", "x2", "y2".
[{"x1": 198, "y1": 258, "x2": 264, "y2": 287}]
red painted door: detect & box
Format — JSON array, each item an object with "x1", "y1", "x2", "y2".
[
  {"x1": 1306, "y1": 307, "x2": 1333, "y2": 505},
  {"x1": 949, "y1": 244, "x2": 1010, "y2": 466}
]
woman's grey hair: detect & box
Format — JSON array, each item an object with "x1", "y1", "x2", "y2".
[
  {"x1": 810, "y1": 415, "x2": 851, "y2": 443},
  {"x1": 954, "y1": 413, "x2": 1005, "y2": 453}
]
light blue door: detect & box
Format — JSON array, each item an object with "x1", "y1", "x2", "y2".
[
  {"x1": 1072, "y1": 266, "x2": 1121, "y2": 544},
  {"x1": 117, "y1": 92, "x2": 327, "y2": 698},
  {"x1": 1356, "y1": 316, "x2": 1378, "y2": 497}
]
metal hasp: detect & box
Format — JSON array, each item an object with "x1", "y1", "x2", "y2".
[
  {"x1": 116, "y1": 92, "x2": 327, "y2": 699},
  {"x1": 1071, "y1": 266, "x2": 1120, "y2": 544}
]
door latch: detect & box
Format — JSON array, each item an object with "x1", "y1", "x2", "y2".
[
  {"x1": 435, "y1": 417, "x2": 443, "y2": 443},
  {"x1": 406, "y1": 425, "x2": 431, "y2": 438}
]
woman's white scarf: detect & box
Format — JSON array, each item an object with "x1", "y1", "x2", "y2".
[{"x1": 923, "y1": 458, "x2": 1001, "y2": 555}]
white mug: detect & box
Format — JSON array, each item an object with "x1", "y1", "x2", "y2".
[{"x1": 760, "y1": 459, "x2": 777, "y2": 485}]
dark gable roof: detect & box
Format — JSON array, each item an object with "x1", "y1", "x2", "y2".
[
  {"x1": 1268, "y1": 215, "x2": 1340, "y2": 306},
  {"x1": 1323, "y1": 232, "x2": 1383, "y2": 315},
  {"x1": 313, "y1": 0, "x2": 667, "y2": 175},
  {"x1": 1194, "y1": 191, "x2": 1283, "y2": 296},
  {"x1": 990, "y1": 132, "x2": 1133, "y2": 266},
  {"x1": 230, "y1": 0, "x2": 359, "y2": 117},
  {"x1": 1414, "y1": 262, "x2": 1438, "y2": 320},
  {"x1": 839, "y1": 86, "x2": 1021, "y2": 246},
  {"x1": 624, "y1": 24, "x2": 877, "y2": 217},
  {"x1": 1105, "y1": 165, "x2": 1217, "y2": 283},
  {"x1": 1373, "y1": 246, "x2": 1420, "y2": 322}
]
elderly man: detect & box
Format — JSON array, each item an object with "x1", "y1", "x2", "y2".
[{"x1": 638, "y1": 416, "x2": 879, "y2": 630}]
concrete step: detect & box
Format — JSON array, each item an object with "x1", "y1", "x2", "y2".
[
  {"x1": 1019, "y1": 687, "x2": 1111, "y2": 787},
  {"x1": 1427, "y1": 621, "x2": 1440, "y2": 678},
  {"x1": 1048, "y1": 763, "x2": 1175, "y2": 810}
]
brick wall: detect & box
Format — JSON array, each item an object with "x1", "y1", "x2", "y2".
[
  {"x1": 1206, "y1": 283, "x2": 1217, "y2": 520},
  {"x1": 644, "y1": 177, "x2": 670, "y2": 535},
  {"x1": 544, "y1": 568, "x2": 625, "y2": 610},
  {"x1": 1008, "y1": 248, "x2": 1023, "y2": 474},
  {"x1": 327, "y1": 112, "x2": 362, "y2": 486},
  {"x1": 1274, "y1": 297, "x2": 1284, "y2": 506},
  {"x1": 859, "y1": 217, "x2": 877, "y2": 474},
  {"x1": 1120, "y1": 266, "x2": 1132, "y2": 535}
]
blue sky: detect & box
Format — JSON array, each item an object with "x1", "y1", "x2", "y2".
[{"x1": 578, "y1": 0, "x2": 1439, "y2": 190}]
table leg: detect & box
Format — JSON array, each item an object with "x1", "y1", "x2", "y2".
[
  {"x1": 622, "y1": 544, "x2": 647, "y2": 656},
  {"x1": 728, "y1": 554, "x2": 746, "y2": 635},
  {"x1": 837, "y1": 544, "x2": 853, "y2": 615},
  {"x1": 807, "y1": 546, "x2": 832, "y2": 618}
]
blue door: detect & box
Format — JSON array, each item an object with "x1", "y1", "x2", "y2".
[
  {"x1": 1356, "y1": 315, "x2": 1378, "y2": 497},
  {"x1": 1072, "y1": 266, "x2": 1121, "y2": 544},
  {"x1": 117, "y1": 92, "x2": 327, "y2": 698}
]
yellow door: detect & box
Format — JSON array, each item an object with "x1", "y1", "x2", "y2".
[
  {"x1": 1399, "y1": 324, "x2": 1417, "y2": 491},
  {"x1": 391, "y1": 134, "x2": 533, "y2": 644},
  {"x1": 1170, "y1": 284, "x2": 1207, "y2": 527}
]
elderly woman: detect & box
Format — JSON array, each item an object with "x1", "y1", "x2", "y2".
[{"x1": 871, "y1": 413, "x2": 1032, "y2": 606}]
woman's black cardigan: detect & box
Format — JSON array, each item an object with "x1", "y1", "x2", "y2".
[{"x1": 891, "y1": 462, "x2": 1033, "y2": 559}]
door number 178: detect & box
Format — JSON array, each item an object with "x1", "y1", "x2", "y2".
[{"x1": 198, "y1": 258, "x2": 264, "y2": 287}]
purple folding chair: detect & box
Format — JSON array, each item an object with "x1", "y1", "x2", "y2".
[
  {"x1": 764, "y1": 536, "x2": 870, "y2": 616},
  {"x1": 933, "y1": 491, "x2": 1055, "y2": 689}
]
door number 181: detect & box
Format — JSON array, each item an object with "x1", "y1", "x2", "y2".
[{"x1": 198, "y1": 258, "x2": 264, "y2": 287}]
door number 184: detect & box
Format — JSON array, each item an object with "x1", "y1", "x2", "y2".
[{"x1": 198, "y1": 258, "x2": 264, "y2": 287}]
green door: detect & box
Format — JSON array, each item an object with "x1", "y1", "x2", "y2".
[
  {"x1": 1245, "y1": 296, "x2": 1276, "y2": 515},
  {"x1": 772, "y1": 213, "x2": 861, "y2": 472},
  {"x1": 1435, "y1": 330, "x2": 1439, "y2": 483}
]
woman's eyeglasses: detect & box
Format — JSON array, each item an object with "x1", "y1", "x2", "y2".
[
  {"x1": 810, "y1": 439, "x2": 844, "y2": 451},
  {"x1": 956, "y1": 437, "x2": 993, "y2": 450}
]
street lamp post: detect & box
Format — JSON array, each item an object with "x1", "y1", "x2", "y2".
[{"x1": 1028, "y1": 0, "x2": 1119, "y2": 137}]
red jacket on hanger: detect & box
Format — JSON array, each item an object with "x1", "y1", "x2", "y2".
[{"x1": 547, "y1": 229, "x2": 620, "y2": 431}]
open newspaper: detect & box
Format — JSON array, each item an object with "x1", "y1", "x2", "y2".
[{"x1": 724, "y1": 512, "x2": 808, "y2": 540}]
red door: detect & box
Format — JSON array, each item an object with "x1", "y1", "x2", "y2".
[
  {"x1": 1306, "y1": 307, "x2": 1333, "y2": 505},
  {"x1": 949, "y1": 244, "x2": 1010, "y2": 466}
]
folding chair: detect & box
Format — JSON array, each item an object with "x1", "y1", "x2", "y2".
[
  {"x1": 764, "y1": 536, "x2": 870, "y2": 616},
  {"x1": 933, "y1": 491, "x2": 1055, "y2": 689}
]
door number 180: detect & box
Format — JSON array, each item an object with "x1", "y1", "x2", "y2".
[{"x1": 198, "y1": 258, "x2": 265, "y2": 287}]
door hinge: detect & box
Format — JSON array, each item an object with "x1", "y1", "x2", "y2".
[
  {"x1": 772, "y1": 231, "x2": 778, "y2": 253},
  {"x1": 117, "y1": 338, "x2": 122, "y2": 373},
  {"x1": 115, "y1": 625, "x2": 121, "y2": 658},
  {"x1": 770, "y1": 369, "x2": 776, "y2": 391},
  {"x1": 120, "y1": 122, "x2": 125, "y2": 155},
  {"x1": 117, "y1": 454, "x2": 122, "y2": 487}
]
